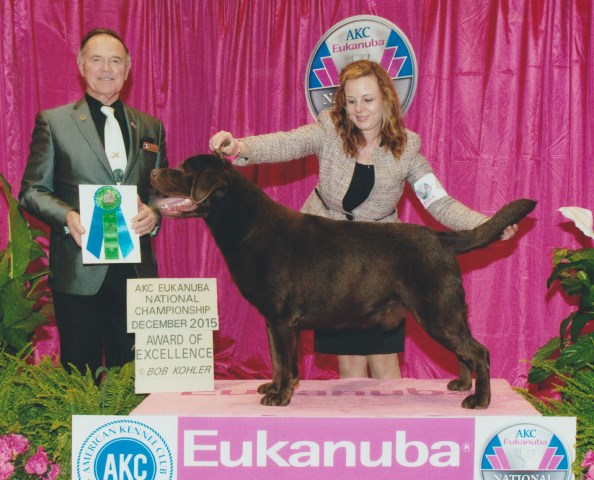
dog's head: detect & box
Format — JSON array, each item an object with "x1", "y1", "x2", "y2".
[{"x1": 150, "y1": 154, "x2": 231, "y2": 217}]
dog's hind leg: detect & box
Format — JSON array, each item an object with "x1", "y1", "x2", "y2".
[
  {"x1": 444, "y1": 336, "x2": 491, "y2": 409},
  {"x1": 257, "y1": 320, "x2": 299, "y2": 406},
  {"x1": 428, "y1": 332, "x2": 491, "y2": 408},
  {"x1": 414, "y1": 304, "x2": 491, "y2": 409},
  {"x1": 454, "y1": 338, "x2": 491, "y2": 409},
  {"x1": 447, "y1": 361, "x2": 472, "y2": 391}
]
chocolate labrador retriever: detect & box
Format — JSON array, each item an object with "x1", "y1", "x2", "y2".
[{"x1": 150, "y1": 154, "x2": 536, "y2": 409}]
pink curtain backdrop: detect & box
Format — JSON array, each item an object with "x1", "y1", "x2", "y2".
[{"x1": 1, "y1": 1, "x2": 593, "y2": 387}]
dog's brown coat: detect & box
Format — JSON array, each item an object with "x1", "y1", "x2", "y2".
[{"x1": 151, "y1": 154, "x2": 536, "y2": 409}]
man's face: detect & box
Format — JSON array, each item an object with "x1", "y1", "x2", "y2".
[{"x1": 77, "y1": 34, "x2": 130, "y2": 105}]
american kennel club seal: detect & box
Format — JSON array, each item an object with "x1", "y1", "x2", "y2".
[
  {"x1": 480, "y1": 423, "x2": 572, "y2": 480},
  {"x1": 305, "y1": 14, "x2": 418, "y2": 117},
  {"x1": 76, "y1": 419, "x2": 174, "y2": 480}
]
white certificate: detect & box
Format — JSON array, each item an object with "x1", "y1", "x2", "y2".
[{"x1": 79, "y1": 184, "x2": 141, "y2": 264}]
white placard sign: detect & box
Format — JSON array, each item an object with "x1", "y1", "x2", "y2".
[
  {"x1": 79, "y1": 184, "x2": 141, "y2": 264},
  {"x1": 127, "y1": 278, "x2": 219, "y2": 393}
]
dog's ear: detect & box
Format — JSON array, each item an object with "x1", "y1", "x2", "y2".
[{"x1": 191, "y1": 169, "x2": 229, "y2": 204}]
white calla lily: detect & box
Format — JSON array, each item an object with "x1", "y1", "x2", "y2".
[{"x1": 559, "y1": 206, "x2": 594, "y2": 239}]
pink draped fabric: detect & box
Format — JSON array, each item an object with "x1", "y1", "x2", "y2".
[{"x1": 1, "y1": 1, "x2": 592, "y2": 387}]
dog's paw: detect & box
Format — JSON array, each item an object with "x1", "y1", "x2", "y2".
[
  {"x1": 461, "y1": 393, "x2": 490, "y2": 410},
  {"x1": 447, "y1": 378, "x2": 472, "y2": 392},
  {"x1": 261, "y1": 392, "x2": 292, "y2": 407},
  {"x1": 257, "y1": 381, "x2": 278, "y2": 395}
]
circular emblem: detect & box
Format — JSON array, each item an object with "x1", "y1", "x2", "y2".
[
  {"x1": 94, "y1": 185, "x2": 122, "y2": 211},
  {"x1": 480, "y1": 423, "x2": 572, "y2": 480},
  {"x1": 76, "y1": 419, "x2": 173, "y2": 480},
  {"x1": 415, "y1": 183, "x2": 432, "y2": 200},
  {"x1": 305, "y1": 15, "x2": 418, "y2": 118}
]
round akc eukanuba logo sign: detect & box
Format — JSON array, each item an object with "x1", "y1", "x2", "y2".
[
  {"x1": 305, "y1": 15, "x2": 418, "y2": 118},
  {"x1": 480, "y1": 423, "x2": 572, "y2": 480}
]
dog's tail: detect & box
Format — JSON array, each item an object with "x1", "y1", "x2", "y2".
[{"x1": 438, "y1": 199, "x2": 537, "y2": 253}]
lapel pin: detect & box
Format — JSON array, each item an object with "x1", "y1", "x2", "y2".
[
  {"x1": 80, "y1": 114, "x2": 87, "y2": 121},
  {"x1": 130, "y1": 120, "x2": 137, "y2": 129}
]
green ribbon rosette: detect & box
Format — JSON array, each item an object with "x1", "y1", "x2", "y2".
[{"x1": 87, "y1": 186, "x2": 134, "y2": 260}]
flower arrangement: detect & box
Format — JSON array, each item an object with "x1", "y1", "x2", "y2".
[
  {"x1": 0, "y1": 348, "x2": 145, "y2": 479},
  {"x1": 0, "y1": 434, "x2": 59, "y2": 480},
  {"x1": 583, "y1": 450, "x2": 594, "y2": 480},
  {"x1": 519, "y1": 206, "x2": 594, "y2": 479}
]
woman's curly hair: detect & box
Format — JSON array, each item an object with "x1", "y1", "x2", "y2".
[{"x1": 329, "y1": 60, "x2": 407, "y2": 159}]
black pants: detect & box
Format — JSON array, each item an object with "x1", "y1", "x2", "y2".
[{"x1": 53, "y1": 264, "x2": 136, "y2": 377}]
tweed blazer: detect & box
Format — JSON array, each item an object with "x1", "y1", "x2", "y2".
[
  {"x1": 19, "y1": 98, "x2": 167, "y2": 295},
  {"x1": 236, "y1": 109, "x2": 486, "y2": 229}
]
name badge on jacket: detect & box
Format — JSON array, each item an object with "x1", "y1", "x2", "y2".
[{"x1": 142, "y1": 136, "x2": 159, "y2": 153}]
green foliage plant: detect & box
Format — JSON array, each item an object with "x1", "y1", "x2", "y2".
[
  {"x1": 519, "y1": 365, "x2": 594, "y2": 479},
  {"x1": 0, "y1": 174, "x2": 52, "y2": 353},
  {"x1": 528, "y1": 248, "x2": 594, "y2": 384}
]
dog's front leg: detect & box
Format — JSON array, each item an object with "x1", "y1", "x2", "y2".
[
  {"x1": 257, "y1": 323, "x2": 282, "y2": 397},
  {"x1": 258, "y1": 320, "x2": 299, "y2": 406}
]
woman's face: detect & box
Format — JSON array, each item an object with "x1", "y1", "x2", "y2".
[{"x1": 344, "y1": 74, "x2": 383, "y2": 138}]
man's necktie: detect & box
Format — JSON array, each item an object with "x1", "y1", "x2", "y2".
[{"x1": 100, "y1": 106, "x2": 127, "y2": 184}]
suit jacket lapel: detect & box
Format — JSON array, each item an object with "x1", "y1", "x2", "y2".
[
  {"x1": 71, "y1": 100, "x2": 114, "y2": 179},
  {"x1": 123, "y1": 106, "x2": 139, "y2": 184}
]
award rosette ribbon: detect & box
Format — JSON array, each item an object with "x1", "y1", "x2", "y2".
[{"x1": 87, "y1": 186, "x2": 134, "y2": 260}]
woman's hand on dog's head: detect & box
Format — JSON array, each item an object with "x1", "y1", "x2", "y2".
[{"x1": 209, "y1": 131, "x2": 236, "y2": 155}]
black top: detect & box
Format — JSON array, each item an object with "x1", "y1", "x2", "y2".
[{"x1": 342, "y1": 162, "x2": 374, "y2": 214}]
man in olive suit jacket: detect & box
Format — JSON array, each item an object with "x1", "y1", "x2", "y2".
[{"x1": 20, "y1": 29, "x2": 167, "y2": 376}]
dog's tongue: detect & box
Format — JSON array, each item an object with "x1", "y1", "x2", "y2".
[{"x1": 153, "y1": 196, "x2": 198, "y2": 215}]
